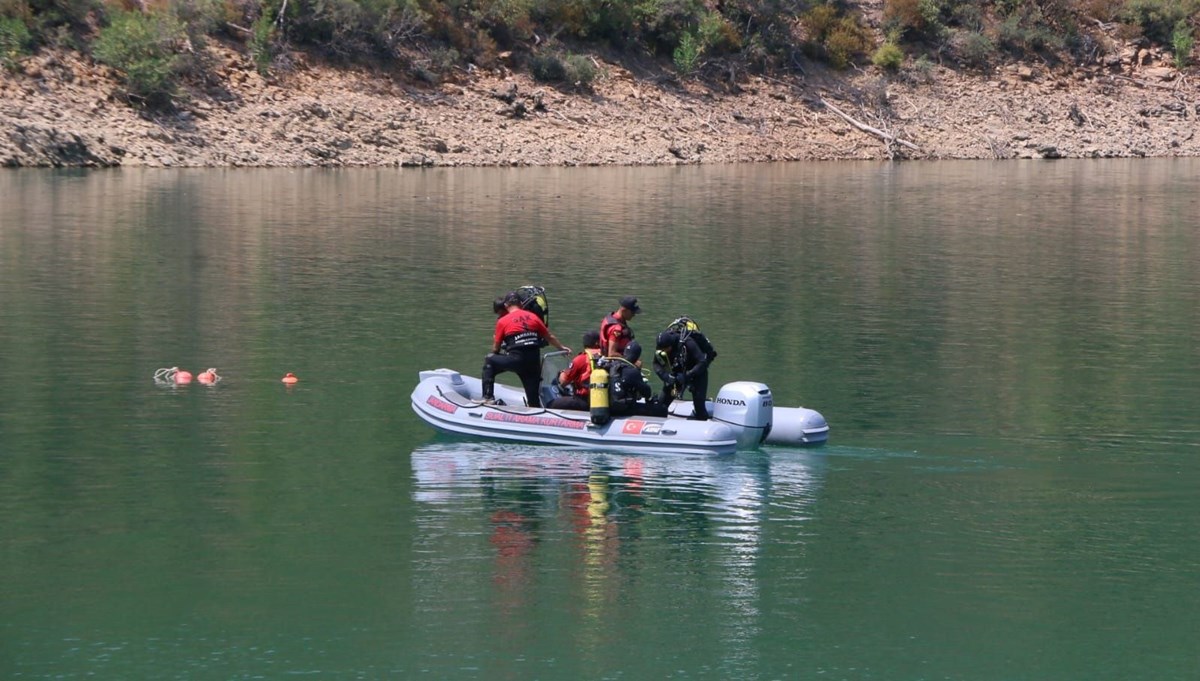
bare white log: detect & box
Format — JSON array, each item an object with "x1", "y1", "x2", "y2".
[{"x1": 821, "y1": 98, "x2": 919, "y2": 151}]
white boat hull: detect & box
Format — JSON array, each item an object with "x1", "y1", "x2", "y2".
[
  {"x1": 411, "y1": 367, "x2": 829, "y2": 454},
  {"x1": 412, "y1": 369, "x2": 740, "y2": 455}
]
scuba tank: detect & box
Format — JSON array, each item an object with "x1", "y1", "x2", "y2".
[
  {"x1": 655, "y1": 347, "x2": 680, "y2": 400},
  {"x1": 668, "y1": 316, "x2": 718, "y2": 362},
  {"x1": 668, "y1": 316, "x2": 700, "y2": 337},
  {"x1": 589, "y1": 360, "x2": 611, "y2": 426},
  {"x1": 515, "y1": 284, "x2": 550, "y2": 347},
  {"x1": 515, "y1": 285, "x2": 549, "y2": 324}
]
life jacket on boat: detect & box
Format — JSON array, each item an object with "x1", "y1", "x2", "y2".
[{"x1": 600, "y1": 313, "x2": 633, "y2": 357}]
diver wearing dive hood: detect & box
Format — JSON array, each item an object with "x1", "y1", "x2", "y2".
[{"x1": 653, "y1": 319, "x2": 717, "y2": 420}]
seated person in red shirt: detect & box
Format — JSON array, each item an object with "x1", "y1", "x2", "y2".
[
  {"x1": 547, "y1": 330, "x2": 602, "y2": 411},
  {"x1": 482, "y1": 292, "x2": 570, "y2": 407}
]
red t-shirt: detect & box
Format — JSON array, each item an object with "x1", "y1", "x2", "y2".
[
  {"x1": 494, "y1": 308, "x2": 549, "y2": 350},
  {"x1": 560, "y1": 349, "x2": 599, "y2": 396}
]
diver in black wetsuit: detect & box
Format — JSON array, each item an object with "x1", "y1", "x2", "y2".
[
  {"x1": 607, "y1": 341, "x2": 668, "y2": 418},
  {"x1": 653, "y1": 323, "x2": 717, "y2": 420}
]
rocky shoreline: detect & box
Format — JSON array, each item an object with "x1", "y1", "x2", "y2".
[{"x1": 2, "y1": 41, "x2": 1198, "y2": 168}]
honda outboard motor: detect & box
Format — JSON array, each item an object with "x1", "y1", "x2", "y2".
[{"x1": 710, "y1": 381, "x2": 774, "y2": 449}]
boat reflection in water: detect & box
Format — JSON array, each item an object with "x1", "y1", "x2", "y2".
[{"x1": 409, "y1": 442, "x2": 825, "y2": 673}]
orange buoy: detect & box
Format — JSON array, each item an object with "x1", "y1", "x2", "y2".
[
  {"x1": 197, "y1": 368, "x2": 220, "y2": 385},
  {"x1": 281, "y1": 372, "x2": 299, "y2": 384},
  {"x1": 174, "y1": 369, "x2": 194, "y2": 385}
]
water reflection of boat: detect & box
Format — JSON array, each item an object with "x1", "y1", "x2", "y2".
[
  {"x1": 410, "y1": 442, "x2": 824, "y2": 514},
  {"x1": 409, "y1": 442, "x2": 825, "y2": 667},
  {"x1": 411, "y1": 360, "x2": 829, "y2": 455}
]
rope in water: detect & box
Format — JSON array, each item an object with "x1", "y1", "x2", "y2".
[{"x1": 153, "y1": 367, "x2": 179, "y2": 382}]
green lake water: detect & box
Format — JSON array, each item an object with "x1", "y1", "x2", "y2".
[{"x1": 2, "y1": 161, "x2": 1198, "y2": 680}]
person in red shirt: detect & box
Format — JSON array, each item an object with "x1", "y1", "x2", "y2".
[
  {"x1": 547, "y1": 330, "x2": 602, "y2": 411},
  {"x1": 600, "y1": 296, "x2": 640, "y2": 359},
  {"x1": 483, "y1": 291, "x2": 570, "y2": 407}
]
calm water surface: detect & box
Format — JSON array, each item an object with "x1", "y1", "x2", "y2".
[{"x1": 2, "y1": 161, "x2": 1199, "y2": 680}]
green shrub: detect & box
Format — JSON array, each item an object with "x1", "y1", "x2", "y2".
[
  {"x1": 803, "y1": 4, "x2": 841, "y2": 42},
  {"x1": 563, "y1": 0, "x2": 638, "y2": 45},
  {"x1": 0, "y1": 15, "x2": 32, "y2": 70},
  {"x1": 530, "y1": 51, "x2": 596, "y2": 88},
  {"x1": 802, "y1": 5, "x2": 874, "y2": 68},
  {"x1": 473, "y1": 0, "x2": 534, "y2": 45},
  {"x1": 825, "y1": 18, "x2": 873, "y2": 68},
  {"x1": 950, "y1": 0, "x2": 986, "y2": 30},
  {"x1": 93, "y1": 10, "x2": 185, "y2": 105},
  {"x1": 697, "y1": 10, "x2": 740, "y2": 53},
  {"x1": 312, "y1": 0, "x2": 369, "y2": 56},
  {"x1": 884, "y1": 0, "x2": 944, "y2": 40},
  {"x1": 1173, "y1": 19, "x2": 1194, "y2": 67},
  {"x1": 562, "y1": 52, "x2": 596, "y2": 86},
  {"x1": 911, "y1": 53, "x2": 936, "y2": 81},
  {"x1": 423, "y1": 1, "x2": 496, "y2": 63},
  {"x1": 1085, "y1": 0, "x2": 1125, "y2": 22},
  {"x1": 714, "y1": 1, "x2": 799, "y2": 69},
  {"x1": 249, "y1": 12, "x2": 275, "y2": 74},
  {"x1": 0, "y1": 0, "x2": 32, "y2": 23},
  {"x1": 634, "y1": 0, "x2": 707, "y2": 51},
  {"x1": 367, "y1": 0, "x2": 428, "y2": 56},
  {"x1": 673, "y1": 29, "x2": 701, "y2": 74},
  {"x1": 266, "y1": 0, "x2": 427, "y2": 60},
  {"x1": 872, "y1": 41, "x2": 904, "y2": 70},
  {"x1": 739, "y1": 33, "x2": 772, "y2": 70},
  {"x1": 411, "y1": 45, "x2": 459, "y2": 83},
  {"x1": 997, "y1": 5, "x2": 1066, "y2": 55},
  {"x1": 1119, "y1": 0, "x2": 1194, "y2": 44},
  {"x1": 532, "y1": 0, "x2": 587, "y2": 37},
  {"x1": 170, "y1": 0, "x2": 226, "y2": 44},
  {"x1": 26, "y1": 0, "x2": 95, "y2": 36},
  {"x1": 952, "y1": 28, "x2": 996, "y2": 67},
  {"x1": 530, "y1": 51, "x2": 567, "y2": 82}
]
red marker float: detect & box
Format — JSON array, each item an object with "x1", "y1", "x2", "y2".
[
  {"x1": 197, "y1": 368, "x2": 220, "y2": 385},
  {"x1": 281, "y1": 372, "x2": 299, "y2": 385},
  {"x1": 174, "y1": 369, "x2": 194, "y2": 385}
]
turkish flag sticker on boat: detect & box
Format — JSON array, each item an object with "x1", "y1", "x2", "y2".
[{"x1": 622, "y1": 420, "x2": 646, "y2": 434}]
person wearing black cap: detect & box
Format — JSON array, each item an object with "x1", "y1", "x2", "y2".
[
  {"x1": 653, "y1": 326, "x2": 717, "y2": 420},
  {"x1": 547, "y1": 330, "x2": 602, "y2": 411},
  {"x1": 600, "y1": 296, "x2": 640, "y2": 359},
  {"x1": 482, "y1": 291, "x2": 570, "y2": 407}
]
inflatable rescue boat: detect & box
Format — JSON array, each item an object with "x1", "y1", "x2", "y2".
[{"x1": 410, "y1": 355, "x2": 828, "y2": 455}]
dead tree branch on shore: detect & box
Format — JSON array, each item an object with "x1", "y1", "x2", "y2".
[{"x1": 821, "y1": 98, "x2": 919, "y2": 154}]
